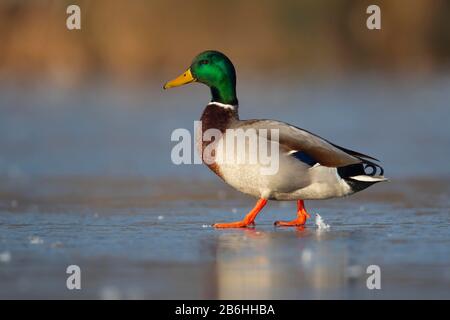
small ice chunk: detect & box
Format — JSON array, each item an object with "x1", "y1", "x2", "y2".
[
  {"x1": 231, "y1": 208, "x2": 238, "y2": 214},
  {"x1": 0, "y1": 251, "x2": 11, "y2": 263},
  {"x1": 315, "y1": 214, "x2": 330, "y2": 230},
  {"x1": 202, "y1": 224, "x2": 211, "y2": 228},
  {"x1": 157, "y1": 215, "x2": 164, "y2": 220},
  {"x1": 29, "y1": 236, "x2": 44, "y2": 245}
]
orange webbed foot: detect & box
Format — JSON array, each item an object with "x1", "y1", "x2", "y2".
[
  {"x1": 274, "y1": 217, "x2": 307, "y2": 227},
  {"x1": 274, "y1": 200, "x2": 311, "y2": 227},
  {"x1": 213, "y1": 221, "x2": 255, "y2": 229},
  {"x1": 213, "y1": 199, "x2": 267, "y2": 229}
]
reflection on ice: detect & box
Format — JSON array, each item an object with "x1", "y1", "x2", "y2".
[
  {"x1": 213, "y1": 228, "x2": 361, "y2": 299},
  {"x1": 215, "y1": 230, "x2": 273, "y2": 299}
]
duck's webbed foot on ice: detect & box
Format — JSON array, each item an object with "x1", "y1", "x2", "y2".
[
  {"x1": 274, "y1": 200, "x2": 311, "y2": 227},
  {"x1": 213, "y1": 199, "x2": 267, "y2": 229}
]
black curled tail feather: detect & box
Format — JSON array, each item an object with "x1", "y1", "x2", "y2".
[
  {"x1": 360, "y1": 159, "x2": 384, "y2": 176},
  {"x1": 330, "y1": 143, "x2": 384, "y2": 177},
  {"x1": 330, "y1": 143, "x2": 386, "y2": 192},
  {"x1": 336, "y1": 160, "x2": 384, "y2": 179},
  {"x1": 337, "y1": 160, "x2": 385, "y2": 193}
]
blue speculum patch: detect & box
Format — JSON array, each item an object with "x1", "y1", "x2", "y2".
[{"x1": 291, "y1": 151, "x2": 318, "y2": 166}]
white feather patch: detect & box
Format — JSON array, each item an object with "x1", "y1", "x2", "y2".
[{"x1": 350, "y1": 175, "x2": 387, "y2": 182}]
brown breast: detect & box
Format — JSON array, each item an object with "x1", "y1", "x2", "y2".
[{"x1": 197, "y1": 103, "x2": 239, "y2": 179}]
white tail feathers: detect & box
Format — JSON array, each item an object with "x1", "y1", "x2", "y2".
[{"x1": 350, "y1": 175, "x2": 388, "y2": 182}]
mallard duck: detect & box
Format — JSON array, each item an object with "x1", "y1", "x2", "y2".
[{"x1": 163, "y1": 50, "x2": 387, "y2": 228}]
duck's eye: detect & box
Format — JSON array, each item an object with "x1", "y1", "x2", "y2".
[{"x1": 199, "y1": 60, "x2": 209, "y2": 65}]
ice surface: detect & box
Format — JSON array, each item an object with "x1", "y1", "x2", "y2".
[
  {"x1": 0, "y1": 251, "x2": 11, "y2": 263},
  {"x1": 28, "y1": 236, "x2": 44, "y2": 245}
]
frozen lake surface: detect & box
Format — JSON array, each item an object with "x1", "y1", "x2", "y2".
[{"x1": 0, "y1": 76, "x2": 449, "y2": 299}]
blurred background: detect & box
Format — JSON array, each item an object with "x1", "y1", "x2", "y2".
[
  {"x1": 0, "y1": 0, "x2": 449, "y2": 299},
  {"x1": 1, "y1": 0, "x2": 450, "y2": 83},
  {"x1": 0, "y1": 0, "x2": 449, "y2": 179}
]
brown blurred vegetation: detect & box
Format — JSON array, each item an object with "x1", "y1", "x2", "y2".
[{"x1": 0, "y1": 0, "x2": 449, "y2": 84}]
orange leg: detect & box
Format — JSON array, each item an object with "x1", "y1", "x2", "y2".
[
  {"x1": 274, "y1": 200, "x2": 311, "y2": 227},
  {"x1": 213, "y1": 198, "x2": 268, "y2": 228}
]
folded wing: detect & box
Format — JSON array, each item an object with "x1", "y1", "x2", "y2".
[{"x1": 234, "y1": 119, "x2": 367, "y2": 168}]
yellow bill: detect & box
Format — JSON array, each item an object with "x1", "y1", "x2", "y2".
[{"x1": 163, "y1": 68, "x2": 196, "y2": 89}]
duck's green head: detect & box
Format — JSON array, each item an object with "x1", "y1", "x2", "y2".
[{"x1": 163, "y1": 50, "x2": 238, "y2": 106}]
